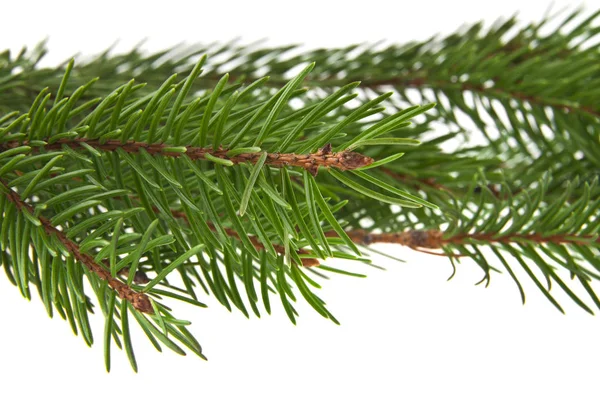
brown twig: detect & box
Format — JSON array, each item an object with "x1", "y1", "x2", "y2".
[
  {"x1": 0, "y1": 179, "x2": 153, "y2": 313},
  {"x1": 338, "y1": 228, "x2": 600, "y2": 249},
  {"x1": 338, "y1": 229, "x2": 445, "y2": 248},
  {"x1": 445, "y1": 231, "x2": 600, "y2": 246},
  {"x1": 327, "y1": 229, "x2": 457, "y2": 257},
  {"x1": 0, "y1": 139, "x2": 373, "y2": 176},
  {"x1": 166, "y1": 205, "x2": 596, "y2": 266}
]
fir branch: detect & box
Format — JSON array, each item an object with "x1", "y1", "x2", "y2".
[{"x1": 0, "y1": 178, "x2": 153, "y2": 313}]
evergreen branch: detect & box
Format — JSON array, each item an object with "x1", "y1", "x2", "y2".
[
  {"x1": 0, "y1": 139, "x2": 373, "y2": 176},
  {"x1": 0, "y1": 178, "x2": 153, "y2": 313}
]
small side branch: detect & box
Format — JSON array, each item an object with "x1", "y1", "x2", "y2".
[
  {"x1": 0, "y1": 179, "x2": 153, "y2": 314},
  {"x1": 1, "y1": 139, "x2": 373, "y2": 176}
]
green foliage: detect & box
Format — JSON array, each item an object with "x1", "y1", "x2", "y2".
[{"x1": 1, "y1": 7, "x2": 599, "y2": 370}]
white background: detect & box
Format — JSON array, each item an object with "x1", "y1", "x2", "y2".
[{"x1": 1, "y1": 0, "x2": 599, "y2": 398}]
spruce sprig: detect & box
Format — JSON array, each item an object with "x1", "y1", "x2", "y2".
[{"x1": 1, "y1": 7, "x2": 599, "y2": 370}]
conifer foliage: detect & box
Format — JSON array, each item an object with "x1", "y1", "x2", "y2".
[{"x1": 1, "y1": 8, "x2": 599, "y2": 370}]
